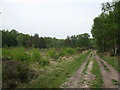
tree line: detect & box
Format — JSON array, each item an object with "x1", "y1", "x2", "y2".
[
  {"x1": 91, "y1": 1, "x2": 120, "y2": 55},
  {"x1": 1, "y1": 29, "x2": 93, "y2": 49},
  {"x1": 64, "y1": 33, "x2": 93, "y2": 48}
]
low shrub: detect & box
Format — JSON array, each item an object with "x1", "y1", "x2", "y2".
[
  {"x1": 2, "y1": 48, "x2": 12, "y2": 60},
  {"x1": 58, "y1": 48, "x2": 77, "y2": 57},
  {"x1": 59, "y1": 49, "x2": 67, "y2": 57},
  {"x1": 30, "y1": 48, "x2": 49, "y2": 65},
  {"x1": 41, "y1": 59, "x2": 49, "y2": 66},
  {"x1": 12, "y1": 47, "x2": 30, "y2": 61},
  {"x1": 31, "y1": 48, "x2": 41, "y2": 63},
  {"x1": 47, "y1": 48, "x2": 58, "y2": 59},
  {"x1": 64, "y1": 48, "x2": 76, "y2": 55},
  {"x1": 2, "y1": 47, "x2": 30, "y2": 61},
  {"x1": 3, "y1": 47, "x2": 49, "y2": 66},
  {"x1": 0, "y1": 48, "x2": 2, "y2": 58},
  {"x1": 76, "y1": 47, "x2": 82, "y2": 53},
  {"x1": 3, "y1": 60, "x2": 31, "y2": 88},
  {"x1": 17, "y1": 64, "x2": 31, "y2": 82}
]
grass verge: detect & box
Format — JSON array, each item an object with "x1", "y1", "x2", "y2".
[
  {"x1": 82, "y1": 55, "x2": 91, "y2": 74},
  {"x1": 23, "y1": 51, "x2": 91, "y2": 88},
  {"x1": 91, "y1": 58, "x2": 103, "y2": 88},
  {"x1": 98, "y1": 53, "x2": 119, "y2": 72},
  {"x1": 111, "y1": 79, "x2": 120, "y2": 86}
]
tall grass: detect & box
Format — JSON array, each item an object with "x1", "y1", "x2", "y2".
[
  {"x1": 98, "y1": 53, "x2": 119, "y2": 72},
  {"x1": 83, "y1": 56, "x2": 91, "y2": 74},
  {"x1": 91, "y1": 58, "x2": 103, "y2": 88}
]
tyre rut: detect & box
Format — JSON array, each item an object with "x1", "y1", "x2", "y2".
[
  {"x1": 61, "y1": 52, "x2": 92, "y2": 88},
  {"x1": 93, "y1": 51, "x2": 119, "y2": 88}
]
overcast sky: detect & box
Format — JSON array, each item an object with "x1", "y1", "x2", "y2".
[{"x1": 0, "y1": 0, "x2": 112, "y2": 39}]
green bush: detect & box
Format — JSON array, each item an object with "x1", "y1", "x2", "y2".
[
  {"x1": 2, "y1": 47, "x2": 30, "y2": 61},
  {"x1": 12, "y1": 47, "x2": 30, "y2": 61},
  {"x1": 3, "y1": 60, "x2": 31, "y2": 88},
  {"x1": 31, "y1": 48, "x2": 41, "y2": 63},
  {"x1": 0, "y1": 48, "x2": 2, "y2": 58},
  {"x1": 58, "y1": 48, "x2": 77, "y2": 57},
  {"x1": 64, "y1": 48, "x2": 76, "y2": 55},
  {"x1": 3, "y1": 47, "x2": 49, "y2": 66},
  {"x1": 30, "y1": 48, "x2": 49, "y2": 65},
  {"x1": 17, "y1": 64, "x2": 30, "y2": 82},
  {"x1": 59, "y1": 49, "x2": 67, "y2": 57},
  {"x1": 76, "y1": 47, "x2": 82, "y2": 53},
  {"x1": 47, "y1": 48, "x2": 58, "y2": 59},
  {"x1": 41, "y1": 59, "x2": 49, "y2": 66},
  {"x1": 2, "y1": 48, "x2": 12, "y2": 60}
]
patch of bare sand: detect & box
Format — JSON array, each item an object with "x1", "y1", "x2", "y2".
[
  {"x1": 61, "y1": 53, "x2": 92, "y2": 88},
  {"x1": 78, "y1": 60, "x2": 95, "y2": 88}
]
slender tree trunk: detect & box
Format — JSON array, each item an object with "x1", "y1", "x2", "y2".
[{"x1": 114, "y1": 39, "x2": 117, "y2": 55}]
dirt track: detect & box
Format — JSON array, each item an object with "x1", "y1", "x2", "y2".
[
  {"x1": 61, "y1": 51, "x2": 119, "y2": 88},
  {"x1": 78, "y1": 59, "x2": 95, "y2": 88},
  {"x1": 61, "y1": 52, "x2": 92, "y2": 88},
  {"x1": 93, "y1": 51, "x2": 119, "y2": 88}
]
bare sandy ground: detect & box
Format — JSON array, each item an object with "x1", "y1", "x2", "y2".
[
  {"x1": 61, "y1": 52, "x2": 92, "y2": 88},
  {"x1": 61, "y1": 51, "x2": 119, "y2": 88}
]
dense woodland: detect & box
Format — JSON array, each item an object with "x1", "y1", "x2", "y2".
[
  {"x1": 91, "y1": 1, "x2": 120, "y2": 55},
  {"x1": 1, "y1": 29, "x2": 93, "y2": 49}
]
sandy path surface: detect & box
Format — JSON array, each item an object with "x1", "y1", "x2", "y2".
[
  {"x1": 61, "y1": 51, "x2": 119, "y2": 88},
  {"x1": 93, "y1": 51, "x2": 119, "y2": 88},
  {"x1": 78, "y1": 59, "x2": 95, "y2": 88},
  {"x1": 61, "y1": 52, "x2": 92, "y2": 88}
]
